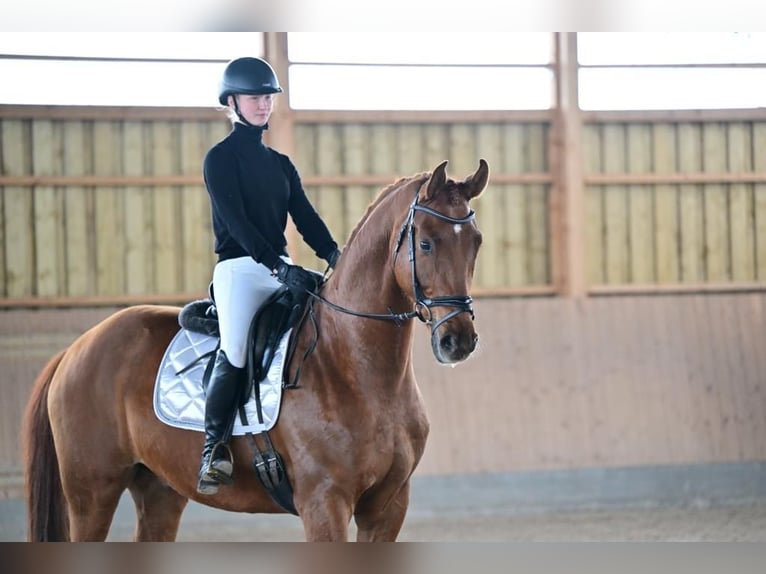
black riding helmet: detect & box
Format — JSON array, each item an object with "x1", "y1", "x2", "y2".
[{"x1": 217, "y1": 57, "x2": 283, "y2": 106}]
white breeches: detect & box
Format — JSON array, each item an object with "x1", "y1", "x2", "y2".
[{"x1": 212, "y1": 256, "x2": 290, "y2": 368}]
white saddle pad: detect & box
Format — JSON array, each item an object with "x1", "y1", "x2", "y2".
[{"x1": 153, "y1": 328, "x2": 290, "y2": 434}]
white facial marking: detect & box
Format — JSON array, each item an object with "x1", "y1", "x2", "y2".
[{"x1": 453, "y1": 224, "x2": 462, "y2": 235}]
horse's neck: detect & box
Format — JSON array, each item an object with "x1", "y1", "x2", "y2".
[
  {"x1": 320, "y1": 193, "x2": 416, "y2": 367},
  {"x1": 323, "y1": 254, "x2": 413, "y2": 342}
]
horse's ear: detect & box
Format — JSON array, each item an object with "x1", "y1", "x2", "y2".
[
  {"x1": 462, "y1": 159, "x2": 489, "y2": 200},
  {"x1": 424, "y1": 160, "x2": 449, "y2": 200}
]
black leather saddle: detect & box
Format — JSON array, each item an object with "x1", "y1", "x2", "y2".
[{"x1": 178, "y1": 270, "x2": 324, "y2": 390}]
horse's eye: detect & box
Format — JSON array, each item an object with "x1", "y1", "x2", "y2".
[{"x1": 419, "y1": 240, "x2": 432, "y2": 253}]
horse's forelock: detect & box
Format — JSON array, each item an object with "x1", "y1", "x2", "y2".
[{"x1": 420, "y1": 178, "x2": 467, "y2": 209}]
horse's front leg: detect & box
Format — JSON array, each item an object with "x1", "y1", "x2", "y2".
[
  {"x1": 296, "y1": 485, "x2": 354, "y2": 541},
  {"x1": 353, "y1": 481, "x2": 410, "y2": 542}
]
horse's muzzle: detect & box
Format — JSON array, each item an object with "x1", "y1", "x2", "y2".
[{"x1": 433, "y1": 327, "x2": 478, "y2": 364}]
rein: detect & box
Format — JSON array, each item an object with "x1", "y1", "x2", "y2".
[{"x1": 307, "y1": 181, "x2": 476, "y2": 334}]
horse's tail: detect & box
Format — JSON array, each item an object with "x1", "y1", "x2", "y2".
[{"x1": 22, "y1": 349, "x2": 70, "y2": 541}]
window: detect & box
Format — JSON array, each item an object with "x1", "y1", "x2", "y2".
[
  {"x1": 287, "y1": 33, "x2": 554, "y2": 110},
  {"x1": 0, "y1": 33, "x2": 264, "y2": 107},
  {"x1": 578, "y1": 33, "x2": 766, "y2": 110}
]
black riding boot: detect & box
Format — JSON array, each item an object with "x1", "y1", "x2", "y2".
[{"x1": 197, "y1": 350, "x2": 244, "y2": 495}]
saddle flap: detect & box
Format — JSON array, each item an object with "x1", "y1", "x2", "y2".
[{"x1": 248, "y1": 286, "x2": 307, "y2": 384}]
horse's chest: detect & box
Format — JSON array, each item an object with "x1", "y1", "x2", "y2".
[{"x1": 366, "y1": 397, "x2": 429, "y2": 461}]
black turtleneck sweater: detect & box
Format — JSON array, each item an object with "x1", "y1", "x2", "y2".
[{"x1": 203, "y1": 122, "x2": 338, "y2": 270}]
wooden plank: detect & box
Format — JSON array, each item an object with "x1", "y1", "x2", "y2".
[
  {"x1": 727, "y1": 122, "x2": 755, "y2": 281},
  {"x1": 702, "y1": 123, "x2": 729, "y2": 281},
  {"x1": 602, "y1": 124, "x2": 629, "y2": 284},
  {"x1": 584, "y1": 172, "x2": 766, "y2": 184},
  {"x1": 370, "y1": 123, "x2": 396, "y2": 206},
  {"x1": 180, "y1": 121, "x2": 214, "y2": 292},
  {"x1": 1, "y1": 120, "x2": 34, "y2": 297},
  {"x1": 583, "y1": 125, "x2": 604, "y2": 284},
  {"x1": 682, "y1": 295, "x2": 719, "y2": 459},
  {"x1": 122, "y1": 120, "x2": 149, "y2": 295},
  {"x1": 623, "y1": 297, "x2": 653, "y2": 462},
  {"x1": 293, "y1": 124, "x2": 317, "y2": 266},
  {"x1": 677, "y1": 123, "x2": 705, "y2": 282},
  {"x1": 0, "y1": 105, "x2": 223, "y2": 121},
  {"x1": 295, "y1": 109, "x2": 554, "y2": 125},
  {"x1": 584, "y1": 108, "x2": 766, "y2": 124},
  {"x1": 733, "y1": 294, "x2": 766, "y2": 458},
  {"x1": 8, "y1": 170, "x2": 763, "y2": 187},
  {"x1": 714, "y1": 294, "x2": 753, "y2": 459},
  {"x1": 93, "y1": 121, "x2": 125, "y2": 295},
  {"x1": 343, "y1": 123, "x2": 370, "y2": 247},
  {"x1": 315, "y1": 124, "x2": 344, "y2": 271},
  {"x1": 503, "y1": 124, "x2": 526, "y2": 286},
  {"x1": 626, "y1": 123, "x2": 654, "y2": 283},
  {"x1": 702, "y1": 295, "x2": 743, "y2": 458},
  {"x1": 152, "y1": 121, "x2": 181, "y2": 294},
  {"x1": 525, "y1": 123, "x2": 549, "y2": 285},
  {"x1": 62, "y1": 121, "x2": 92, "y2": 297},
  {"x1": 423, "y1": 125, "x2": 449, "y2": 174},
  {"x1": 396, "y1": 124, "x2": 424, "y2": 176},
  {"x1": 756, "y1": 123, "x2": 766, "y2": 280},
  {"x1": 32, "y1": 120, "x2": 64, "y2": 297},
  {"x1": 577, "y1": 297, "x2": 605, "y2": 465},
  {"x1": 0, "y1": 171, "x2": 555, "y2": 188},
  {"x1": 474, "y1": 124, "x2": 504, "y2": 288},
  {"x1": 448, "y1": 123, "x2": 475, "y2": 177},
  {"x1": 589, "y1": 297, "x2": 624, "y2": 464},
  {"x1": 647, "y1": 297, "x2": 682, "y2": 460},
  {"x1": 207, "y1": 119, "x2": 230, "y2": 149},
  {"x1": 652, "y1": 123, "x2": 680, "y2": 283}
]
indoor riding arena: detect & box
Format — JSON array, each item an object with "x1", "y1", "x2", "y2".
[{"x1": 2, "y1": 33, "x2": 766, "y2": 542}]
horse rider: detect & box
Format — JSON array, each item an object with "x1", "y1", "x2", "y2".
[{"x1": 197, "y1": 56, "x2": 341, "y2": 495}]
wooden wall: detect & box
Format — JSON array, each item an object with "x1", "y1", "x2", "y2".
[
  {"x1": 2, "y1": 34, "x2": 765, "y2": 505},
  {"x1": 292, "y1": 122, "x2": 550, "y2": 288},
  {"x1": 2, "y1": 109, "x2": 765, "y2": 497},
  {"x1": 6, "y1": 114, "x2": 764, "y2": 304},
  {"x1": 0, "y1": 117, "x2": 228, "y2": 301},
  {"x1": 584, "y1": 121, "x2": 766, "y2": 286},
  {"x1": 0, "y1": 114, "x2": 553, "y2": 302},
  {"x1": 2, "y1": 293, "x2": 765, "y2": 497},
  {"x1": 416, "y1": 294, "x2": 766, "y2": 474}
]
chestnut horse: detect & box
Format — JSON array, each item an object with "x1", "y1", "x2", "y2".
[{"x1": 22, "y1": 159, "x2": 489, "y2": 541}]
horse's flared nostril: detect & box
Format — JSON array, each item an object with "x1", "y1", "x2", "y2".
[
  {"x1": 439, "y1": 333, "x2": 457, "y2": 354},
  {"x1": 471, "y1": 333, "x2": 479, "y2": 351}
]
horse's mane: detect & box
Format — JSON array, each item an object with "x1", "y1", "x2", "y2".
[{"x1": 345, "y1": 172, "x2": 429, "y2": 248}]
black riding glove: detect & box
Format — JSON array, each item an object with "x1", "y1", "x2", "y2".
[
  {"x1": 274, "y1": 261, "x2": 316, "y2": 296},
  {"x1": 326, "y1": 248, "x2": 341, "y2": 270}
]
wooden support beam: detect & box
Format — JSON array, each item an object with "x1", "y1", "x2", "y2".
[
  {"x1": 551, "y1": 33, "x2": 587, "y2": 298},
  {"x1": 264, "y1": 32, "x2": 300, "y2": 256}
]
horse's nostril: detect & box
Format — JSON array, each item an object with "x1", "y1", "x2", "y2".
[
  {"x1": 471, "y1": 333, "x2": 478, "y2": 350},
  {"x1": 440, "y1": 334, "x2": 457, "y2": 353}
]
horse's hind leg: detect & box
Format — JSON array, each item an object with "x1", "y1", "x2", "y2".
[
  {"x1": 128, "y1": 464, "x2": 188, "y2": 541},
  {"x1": 63, "y1": 478, "x2": 127, "y2": 541}
]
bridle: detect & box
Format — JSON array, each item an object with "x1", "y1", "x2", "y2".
[{"x1": 308, "y1": 180, "x2": 476, "y2": 335}]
